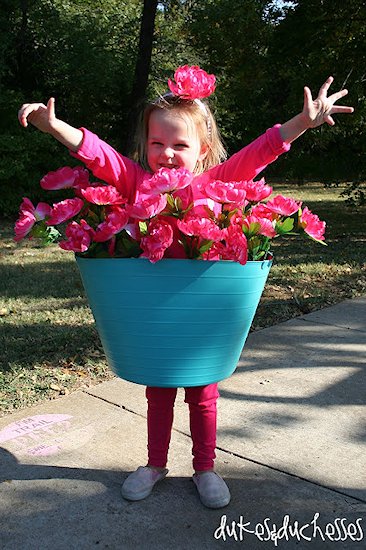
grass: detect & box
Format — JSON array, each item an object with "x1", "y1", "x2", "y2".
[{"x1": 1, "y1": 182, "x2": 365, "y2": 416}]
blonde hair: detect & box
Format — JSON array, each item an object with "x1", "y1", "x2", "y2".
[{"x1": 135, "y1": 94, "x2": 227, "y2": 175}]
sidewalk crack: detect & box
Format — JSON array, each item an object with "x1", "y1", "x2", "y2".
[
  {"x1": 214, "y1": 444, "x2": 366, "y2": 505},
  {"x1": 298, "y1": 318, "x2": 366, "y2": 333}
]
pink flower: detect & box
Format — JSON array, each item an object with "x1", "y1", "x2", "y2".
[
  {"x1": 204, "y1": 180, "x2": 247, "y2": 205},
  {"x1": 59, "y1": 220, "x2": 94, "y2": 253},
  {"x1": 46, "y1": 198, "x2": 84, "y2": 226},
  {"x1": 241, "y1": 178, "x2": 273, "y2": 202},
  {"x1": 14, "y1": 212, "x2": 36, "y2": 242},
  {"x1": 250, "y1": 203, "x2": 274, "y2": 220},
  {"x1": 80, "y1": 185, "x2": 126, "y2": 205},
  {"x1": 14, "y1": 198, "x2": 52, "y2": 241},
  {"x1": 40, "y1": 166, "x2": 89, "y2": 190},
  {"x1": 299, "y1": 207, "x2": 326, "y2": 241},
  {"x1": 140, "y1": 167, "x2": 193, "y2": 195},
  {"x1": 140, "y1": 219, "x2": 174, "y2": 263},
  {"x1": 218, "y1": 225, "x2": 248, "y2": 265},
  {"x1": 243, "y1": 214, "x2": 276, "y2": 238},
  {"x1": 19, "y1": 197, "x2": 51, "y2": 219},
  {"x1": 177, "y1": 215, "x2": 222, "y2": 241},
  {"x1": 126, "y1": 194, "x2": 167, "y2": 220},
  {"x1": 266, "y1": 195, "x2": 302, "y2": 216},
  {"x1": 93, "y1": 206, "x2": 129, "y2": 242},
  {"x1": 168, "y1": 65, "x2": 216, "y2": 100}
]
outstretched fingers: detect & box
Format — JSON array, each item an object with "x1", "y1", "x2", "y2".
[
  {"x1": 333, "y1": 105, "x2": 355, "y2": 114},
  {"x1": 318, "y1": 76, "x2": 334, "y2": 99},
  {"x1": 324, "y1": 114, "x2": 335, "y2": 126}
]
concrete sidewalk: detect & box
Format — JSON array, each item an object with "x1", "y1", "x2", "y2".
[{"x1": 0, "y1": 297, "x2": 365, "y2": 549}]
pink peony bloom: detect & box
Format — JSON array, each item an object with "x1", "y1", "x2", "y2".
[
  {"x1": 241, "y1": 178, "x2": 273, "y2": 202},
  {"x1": 127, "y1": 194, "x2": 167, "y2": 220},
  {"x1": 168, "y1": 65, "x2": 216, "y2": 100},
  {"x1": 80, "y1": 185, "x2": 126, "y2": 205},
  {"x1": 14, "y1": 212, "x2": 36, "y2": 241},
  {"x1": 204, "y1": 180, "x2": 247, "y2": 205},
  {"x1": 266, "y1": 195, "x2": 302, "y2": 216},
  {"x1": 40, "y1": 166, "x2": 89, "y2": 190},
  {"x1": 140, "y1": 219, "x2": 174, "y2": 263},
  {"x1": 59, "y1": 220, "x2": 94, "y2": 253},
  {"x1": 93, "y1": 206, "x2": 129, "y2": 242},
  {"x1": 140, "y1": 167, "x2": 193, "y2": 195},
  {"x1": 250, "y1": 203, "x2": 275, "y2": 220},
  {"x1": 19, "y1": 197, "x2": 52, "y2": 219},
  {"x1": 14, "y1": 198, "x2": 52, "y2": 241},
  {"x1": 243, "y1": 214, "x2": 276, "y2": 238},
  {"x1": 218, "y1": 225, "x2": 248, "y2": 265},
  {"x1": 177, "y1": 215, "x2": 222, "y2": 241},
  {"x1": 299, "y1": 207, "x2": 326, "y2": 241},
  {"x1": 46, "y1": 198, "x2": 84, "y2": 226}
]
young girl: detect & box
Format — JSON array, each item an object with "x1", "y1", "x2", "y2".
[{"x1": 18, "y1": 66, "x2": 353, "y2": 509}]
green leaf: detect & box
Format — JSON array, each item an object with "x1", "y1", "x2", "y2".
[
  {"x1": 138, "y1": 221, "x2": 148, "y2": 235},
  {"x1": 166, "y1": 194, "x2": 175, "y2": 209},
  {"x1": 242, "y1": 221, "x2": 261, "y2": 237},
  {"x1": 276, "y1": 217, "x2": 294, "y2": 235},
  {"x1": 198, "y1": 239, "x2": 213, "y2": 254}
]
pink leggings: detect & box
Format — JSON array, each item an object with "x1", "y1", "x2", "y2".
[{"x1": 146, "y1": 383, "x2": 219, "y2": 472}]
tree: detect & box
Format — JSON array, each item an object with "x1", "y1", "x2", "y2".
[{"x1": 124, "y1": 0, "x2": 159, "y2": 155}]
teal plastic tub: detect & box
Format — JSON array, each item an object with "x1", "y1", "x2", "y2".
[{"x1": 76, "y1": 257, "x2": 272, "y2": 387}]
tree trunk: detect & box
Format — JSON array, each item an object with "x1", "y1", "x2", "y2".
[{"x1": 124, "y1": 0, "x2": 158, "y2": 156}]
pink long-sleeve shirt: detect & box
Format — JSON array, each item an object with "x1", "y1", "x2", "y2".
[
  {"x1": 71, "y1": 124, "x2": 290, "y2": 202},
  {"x1": 70, "y1": 125, "x2": 290, "y2": 258}
]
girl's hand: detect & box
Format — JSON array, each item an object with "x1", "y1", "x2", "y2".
[
  {"x1": 18, "y1": 97, "x2": 83, "y2": 151},
  {"x1": 302, "y1": 77, "x2": 354, "y2": 128},
  {"x1": 18, "y1": 97, "x2": 57, "y2": 133}
]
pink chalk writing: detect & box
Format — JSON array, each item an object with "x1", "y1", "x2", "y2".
[
  {"x1": 26, "y1": 444, "x2": 62, "y2": 457},
  {"x1": 0, "y1": 414, "x2": 72, "y2": 443}
]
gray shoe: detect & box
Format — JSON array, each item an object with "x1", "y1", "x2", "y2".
[
  {"x1": 193, "y1": 471, "x2": 231, "y2": 509},
  {"x1": 121, "y1": 466, "x2": 168, "y2": 501}
]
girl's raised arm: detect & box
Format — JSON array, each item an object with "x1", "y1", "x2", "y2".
[
  {"x1": 279, "y1": 76, "x2": 354, "y2": 144},
  {"x1": 18, "y1": 98, "x2": 83, "y2": 152}
]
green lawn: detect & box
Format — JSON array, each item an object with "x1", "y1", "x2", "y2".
[{"x1": 1, "y1": 182, "x2": 365, "y2": 415}]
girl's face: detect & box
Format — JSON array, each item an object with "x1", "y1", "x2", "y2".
[{"x1": 147, "y1": 109, "x2": 207, "y2": 174}]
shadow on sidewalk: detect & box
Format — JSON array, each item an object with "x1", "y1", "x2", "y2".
[{"x1": 1, "y1": 447, "x2": 365, "y2": 550}]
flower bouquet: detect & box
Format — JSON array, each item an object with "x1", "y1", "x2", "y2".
[
  {"x1": 14, "y1": 167, "x2": 326, "y2": 387},
  {"x1": 14, "y1": 165, "x2": 325, "y2": 261}
]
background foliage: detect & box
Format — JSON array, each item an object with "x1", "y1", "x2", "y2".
[{"x1": 1, "y1": 0, "x2": 365, "y2": 216}]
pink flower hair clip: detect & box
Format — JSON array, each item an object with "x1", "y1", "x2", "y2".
[{"x1": 168, "y1": 65, "x2": 216, "y2": 101}]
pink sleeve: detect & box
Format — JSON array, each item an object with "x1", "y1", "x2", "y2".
[
  {"x1": 204, "y1": 125, "x2": 290, "y2": 183},
  {"x1": 70, "y1": 128, "x2": 146, "y2": 201}
]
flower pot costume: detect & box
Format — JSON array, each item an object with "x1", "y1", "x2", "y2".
[{"x1": 71, "y1": 119, "x2": 289, "y2": 473}]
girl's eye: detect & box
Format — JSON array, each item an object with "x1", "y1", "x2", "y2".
[{"x1": 175, "y1": 143, "x2": 189, "y2": 149}]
